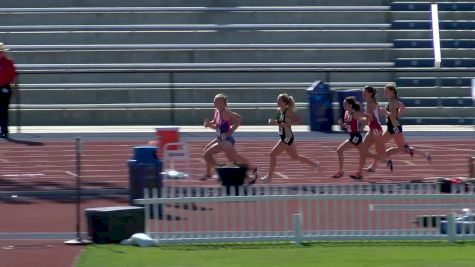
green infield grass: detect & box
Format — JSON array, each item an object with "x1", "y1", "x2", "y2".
[{"x1": 76, "y1": 241, "x2": 475, "y2": 267}]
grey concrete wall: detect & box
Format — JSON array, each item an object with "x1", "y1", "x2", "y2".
[
  {"x1": 1, "y1": 0, "x2": 389, "y2": 8},
  {"x1": 0, "y1": 31, "x2": 391, "y2": 45},
  {"x1": 17, "y1": 72, "x2": 391, "y2": 84},
  {"x1": 1, "y1": 12, "x2": 388, "y2": 25},
  {"x1": 9, "y1": 49, "x2": 391, "y2": 64},
  {"x1": 3, "y1": 0, "x2": 473, "y2": 126}
]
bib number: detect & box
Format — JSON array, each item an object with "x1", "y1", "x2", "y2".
[{"x1": 284, "y1": 136, "x2": 291, "y2": 143}]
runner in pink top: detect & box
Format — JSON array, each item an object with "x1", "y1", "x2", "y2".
[
  {"x1": 366, "y1": 83, "x2": 432, "y2": 172},
  {"x1": 361, "y1": 86, "x2": 393, "y2": 172},
  {"x1": 202, "y1": 94, "x2": 258, "y2": 183}
]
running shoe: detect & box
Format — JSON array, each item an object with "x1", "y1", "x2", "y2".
[
  {"x1": 332, "y1": 172, "x2": 344, "y2": 178},
  {"x1": 365, "y1": 167, "x2": 376, "y2": 173},
  {"x1": 248, "y1": 168, "x2": 259, "y2": 185},
  {"x1": 386, "y1": 160, "x2": 394, "y2": 172},
  {"x1": 200, "y1": 174, "x2": 211, "y2": 181},
  {"x1": 425, "y1": 153, "x2": 432, "y2": 163},
  {"x1": 404, "y1": 144, "x2": 414, "y2": 157},
  {"x1": 350, "y1": 173, "x2": 363, "y2": 180}
]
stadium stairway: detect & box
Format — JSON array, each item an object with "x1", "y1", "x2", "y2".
[
  {"x1": 390, "y1": 1, "x2": 475, "y2": 125},
  {"x1": 0, "y1": 0, "x2": 473, "y2": 125}
]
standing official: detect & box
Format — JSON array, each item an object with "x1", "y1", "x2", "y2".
[{"x1": 0, "y1": 43, "x2": 18, "y2": 138}]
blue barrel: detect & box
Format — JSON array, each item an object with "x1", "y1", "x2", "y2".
[
  {"x1": 128, "y1": 146, "x2": 163, "y2": 211},
  {"x1": 306, "y1": 81, "x2": 333, "y2": 132}
]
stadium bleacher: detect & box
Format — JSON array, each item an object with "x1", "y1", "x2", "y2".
[
  {"x1": 391, "y1": 2, "x2": 475, "y2": 11},
  {"x1": 0, "y1": 0, "x2": 473, "y2": 126},
  {"x1": 393, "y1": 39, "x2": 475, "y2": 49}
]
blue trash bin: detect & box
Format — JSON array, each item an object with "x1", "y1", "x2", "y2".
[
  {"x1": 306, "y1": 81, "x2": 333, "y2": 132},
  {"x1": 334, "y1": 89, "x2": 364, "y2": 131},
  {"x1": 128, "y1": 146, "x2": 163, "y2": 213}
]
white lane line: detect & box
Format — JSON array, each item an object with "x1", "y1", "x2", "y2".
[
  {"x1": 274, "y1": 172, "x2": 291, "y2": 179},
  {"x1": 0, "y1": 173, "x2": 44, "y2": 177},
  {"x1": 403, "y1": 160, "x2": 416, "y2": 166},
  {"x1": 64, "y1": 171, "x2": 77, "y2": 177},
  {"x1": 415, "y1": 144, "x2": 475, "y2": 152}
]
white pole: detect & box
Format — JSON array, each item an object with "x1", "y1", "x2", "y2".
[
  {"x1": 472, "y1": 79, "x2": 475, "y2": 101},
  {"x1": 431, "y1": 3, "x2": 442, "y2": 68}
]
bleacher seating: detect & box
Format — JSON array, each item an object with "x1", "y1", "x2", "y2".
[
  {"x1": 395, "y1": 59, "x2": 475, "y2": 68},
  {"x1": 396, "y1": 77, "x2": 472, "y2": 87},
  {"x1": 392, "y1": 20, "x2": 475, "y2": 30},
  {"x1": 390, "y1": 0, "x2": 474, "y2": 125},
  {"x1": 391, "y1": 2, "x2": 475, "y2": 11},
  {"x1": 402, "y1": 97, "x2": 472, "y2": 107},
  {"x1": 393, "y1": 39, "x2": 475, "y2": 49},
  {"x1": 0, "y1": 0, "x2": 473, "y2": 125}
]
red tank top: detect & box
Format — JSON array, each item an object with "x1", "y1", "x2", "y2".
[
  {"x1": 368, "y1": 108, "x2": 382, "y2": 130},
  {"x1": 0, "y1": 57, "x2": 16, "y2": 85},
  {"x1": 344, "y1": 111, "x2": 358, "y2": 134}
]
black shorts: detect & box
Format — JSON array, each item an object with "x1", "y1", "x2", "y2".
[
  {"x1": 349, "y1": 132, "x2": 363, "y2": 145},
  {"x1": 280, "y1": 134, "x2": 294, "y2": 145},
  {"x1": 387, "y1": 121, "x2": 403, "y2": 135}
]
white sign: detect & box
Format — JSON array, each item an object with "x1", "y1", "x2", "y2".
[{"x1": 472, "y1": 79, "x2": 475, "y2": 100}]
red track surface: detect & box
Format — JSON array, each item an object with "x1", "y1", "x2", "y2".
[
  {"x1": 0, "y1": 138, "x2": 473, "y2": 267},
  {"x1": 0, "y1": 139, "x2": 473, "y2": 192}
]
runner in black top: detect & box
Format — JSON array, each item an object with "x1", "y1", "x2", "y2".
[
  {"x1": 260, "y1": 93, "x2": 320, "y2": 183},
  {"x1": 277, "y1": 107, "x2": 294, "y2": 145},
  {"x1": 366, "y1": 83, "x2": 432, "y2": 172}
]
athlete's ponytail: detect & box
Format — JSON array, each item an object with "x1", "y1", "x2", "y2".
[
  {"x1": 214, "y1": 93, "x2": 228, "y2": 107},
  {"x1": 344, "y1": 96, "x2": 361, "y2": 111},
  {"x1": 384, "y1": 83, "x2": 399, "y2": 100},
  {"x1": 278, "y1": 93, "x2": 296, "y2": 111},
  {"x1": 364, "y1": 85, "x2": 378, "y2": 105}
]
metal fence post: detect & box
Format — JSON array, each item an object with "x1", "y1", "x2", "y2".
[
  {"x1": 293, "y1": 213, "x2": 303, "y2": 244},
  {"x1": 469, "y1": 156, "x2": 475, "y2": 178},
  {"x1": 447, "y1": 213, "x2": 457, "y2": 243}
]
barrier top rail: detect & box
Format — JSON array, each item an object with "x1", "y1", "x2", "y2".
[
  {"x1": 18, "y1": 82, "x2": 390, "y2": 89},
  {"x1": 0, "y1": 6, "x2": 391, "y2": 13},
  {"x1": 17, "y1": 67, "x2": 475, "y2": 74},
  {"x1": 0, "y1": 23, "x2": 391, "y2": 31},
  {"x1": 7, "y1": 43, "x2": 393, "y2": 51},
  {"x1": 12, "y1": 102, "x2": 308, "y2": 110}
]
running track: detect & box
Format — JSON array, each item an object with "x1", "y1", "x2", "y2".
[
  {"x1": 0, "y1": 137, "x2": 474, "y2": 267},
  {"x1": 1, "y1": 139, "x2": 473, "y2": 192}
]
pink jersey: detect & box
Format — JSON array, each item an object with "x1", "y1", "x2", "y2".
[
  {"x1": 368, "y1": 107, "x2": 383, "y2": 130},
  {"x1": 213, "y1": 110, "x2": 231, "y2": 139}
]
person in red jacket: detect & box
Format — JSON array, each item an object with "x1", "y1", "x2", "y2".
[{"x1": 0, "y1": 43, "x2": 18, "y2": 138}]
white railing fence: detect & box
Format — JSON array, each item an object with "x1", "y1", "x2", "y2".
[{"x1": 134, "y1": 183, "x2": 475, "y2": 244}]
